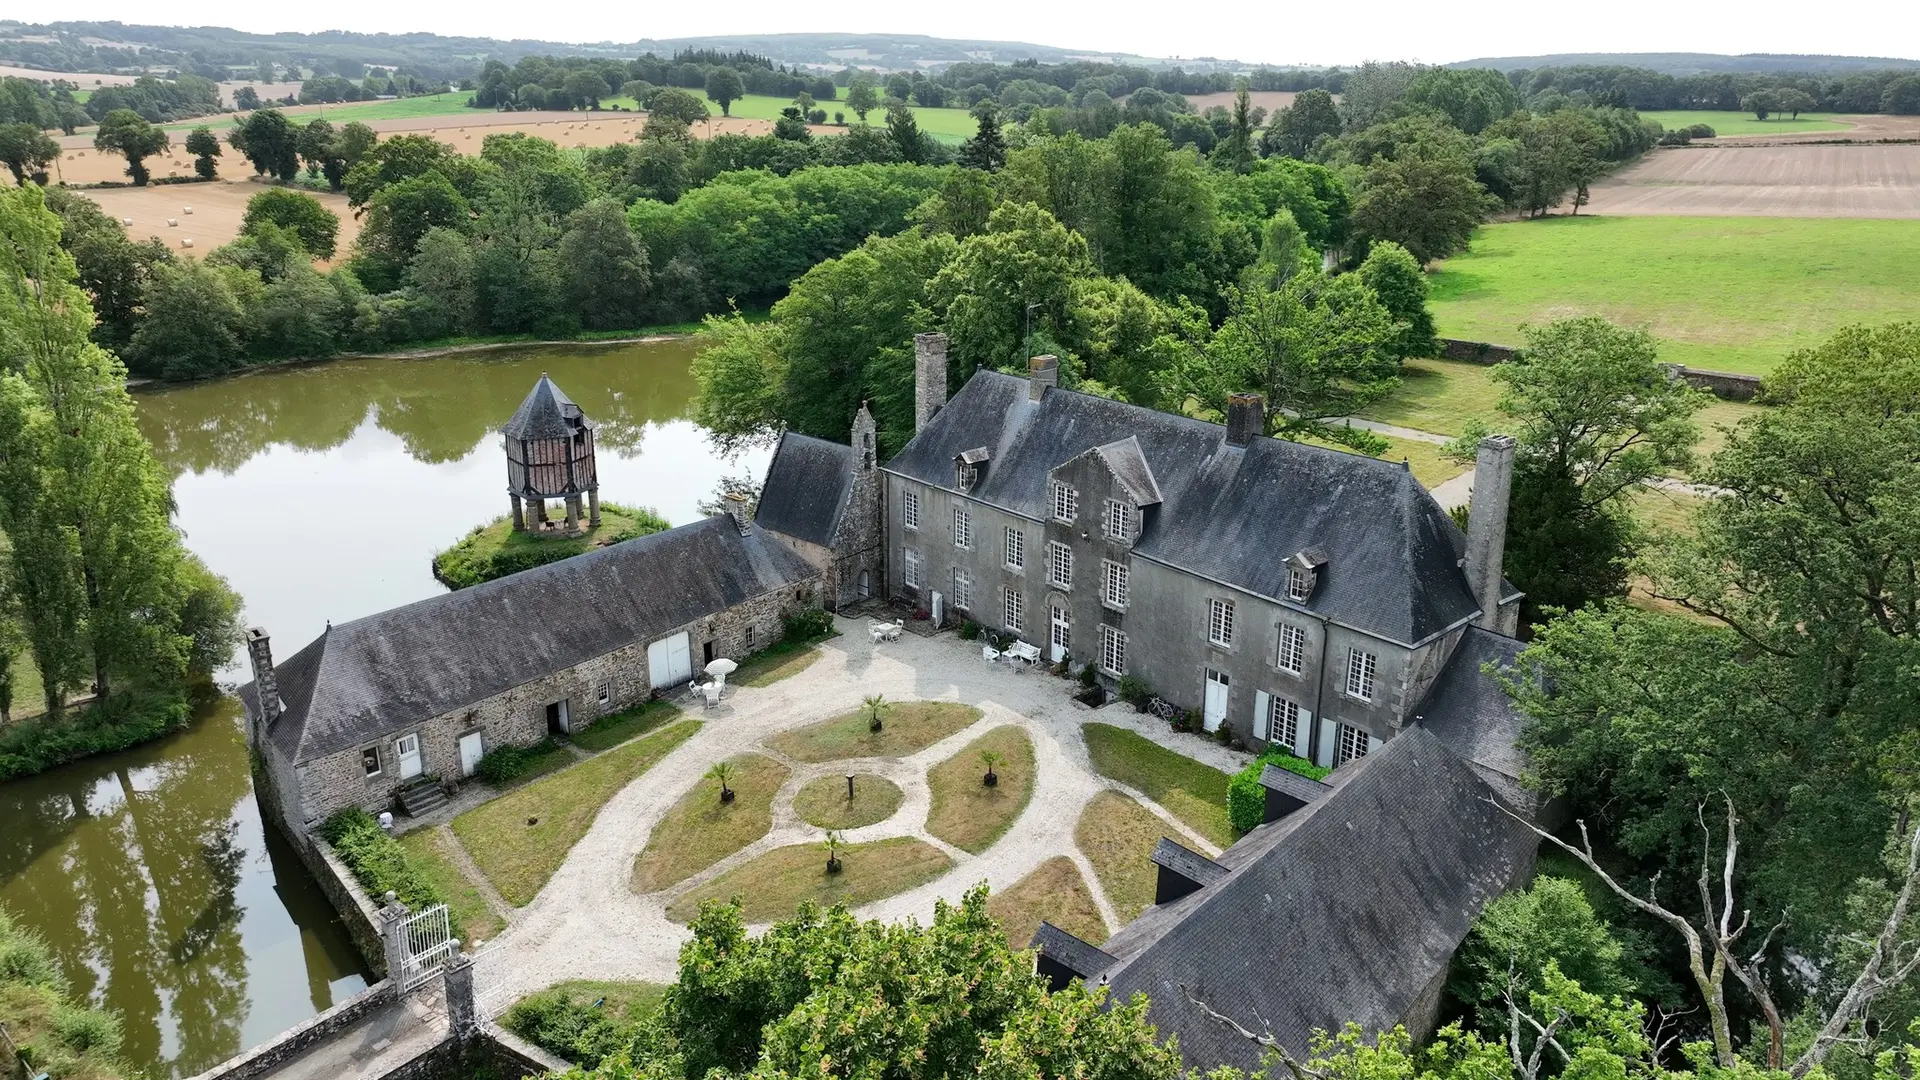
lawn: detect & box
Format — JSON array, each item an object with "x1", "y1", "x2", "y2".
[
  {"x1": 987, "y1": 857, "x2": 1109, "y2": 948},
  {"x1": 432, "y1": 502, "x2": 668, "y2": 589},
  {"x1": 666, "y1": 836, "x2": 952, "y2": 923},
  {"x1": 631, "y1": 753, "x2": 788, "y2": 893},
  {"x1": 1639, "y1": 110, "x2": 1852, "y2": 137},
  {"x1": 7, "y1": 647, "x2": 44, "y2": 720},
  {"x1": 1427, "y1": 216, "x2": 1920, "y2": 375},
  {"x1": 1625, "y1": 486, "x2": 1711, "y2": 537},
  {"x1": 571, "y1": 700, "x2": 681, "y2": 753},
  {"x1": 1355, "y1": 358, "x2": 1499, "y2": 437},
  {"x1": 792, "y1": 773, "x2": 903, "y2": 830},
  {"x1": 510, "y1": 979, "x2": 668, "y2": 1023},
  {"x1": 1080, "y1": 724, "x2": 1235, "y2": 849},
  {"x1": 1075, "y1": 791, "x2": 1178, "y2": 922},
  {"x1": 709, "y1": 93, "x2": 978, "y2": 141},
  {"x1": 160, "y1": 92, "x2": 473, "y2": 132},
  {"x1": 925, "y1": 726, "x2": 1036, "y2": 854},
  {"x1": 397, "y1": 827, "x2": 503, "y2": 943},
  {"x1": 1301, "y1": 429, "x2": 1469, "y2": 490},
  {"x1": 766, "y1": 701, "x2": 982, "y2": 763},
  {"x1": 732, "y1": 638, "x2": 828, "y2": 689},
  {"x1": 453, "y1": 719, "x2": 700, "y2": 906}
]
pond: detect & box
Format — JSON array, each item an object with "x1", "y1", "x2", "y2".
[{"x1": 0, "y1": 339, "x2": 758, "y2": 1077}]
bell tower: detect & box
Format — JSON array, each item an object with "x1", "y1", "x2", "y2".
[{"x1": 504, "y1": 372, "x2": 600, "y2": 533}]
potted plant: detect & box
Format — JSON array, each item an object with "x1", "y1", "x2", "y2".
[
  {"x1": 980, "y1": 749, "x2": 1003, "y2": 787},
  {"x1": 824, "y1": 830, "x2": 843, "y2": 874},
  {"x1": 863, "y1": 693, "x2": 887, "y2": 733},
  {"x1": 707, "y1": 760, "x2": 736, "y2": 803}
]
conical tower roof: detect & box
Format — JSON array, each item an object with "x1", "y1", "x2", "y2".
[{"x1": 503, "y1": 373, "x2": 590, "y2": 440}]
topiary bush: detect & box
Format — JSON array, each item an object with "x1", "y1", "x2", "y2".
[{"x1": 1226, "y1": 749, "x2": 1333, "y2": 834}]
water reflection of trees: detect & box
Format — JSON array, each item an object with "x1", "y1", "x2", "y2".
[{"x1": 134, "y1": 341, "x2": 704, "y2": 478}]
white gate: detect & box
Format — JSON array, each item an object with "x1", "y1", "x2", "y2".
[{"x1": 398, "y1": 903, "x2": 457, "y2": 992}]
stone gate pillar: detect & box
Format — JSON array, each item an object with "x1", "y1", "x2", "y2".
[
  {"x1": 443, "y1": 944, "x2": 478, "y2": 1039},
  {"x1": 378, "y1": 892, "x2": 410, "y2": 982}
]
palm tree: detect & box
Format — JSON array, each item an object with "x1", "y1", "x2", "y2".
[
  {"x1": 863, "y1": 693, "x2": 887, "y2": 733},
  {"x1": 706, "y1": 760, "x2": 736, "y2": 803},
  {"x1": 980, "y1": 749, "x2": 1003, "y2": 787},
  {"x1": 823, "y1": 830, "x2": 843, "y2": 873}
]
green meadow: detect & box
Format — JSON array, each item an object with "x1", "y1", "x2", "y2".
[
  {"x1": 669, "y1": 92, "x2": 976, "y2": 143},
  {"x1": 1427, "y1": 215, "x2": 1920, "y2": 375},
  {"x1": 162, "y1": 91, "x2": 473, "y2": 132},
  {"x1": 1639, "y1": 109, "x2": 1852, "y2": 136}
]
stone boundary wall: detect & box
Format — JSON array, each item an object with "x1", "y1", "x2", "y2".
[
  {"x1": 1439, "y1": 339, "x2": 1764, "y2": 401},
  {"x1": 182, "y1": 980, "x2": 394, "y2": 1080},
  {"x1": 374, "y1": 1026, "x2": 571, "y2": 1080},
  {"x1": 297, "y1": 832, "x2": 388, "y2": 977}
]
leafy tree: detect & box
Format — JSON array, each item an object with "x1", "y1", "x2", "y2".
[
  {"x1": 1349, "y1": 133, "x2": 1491, "y2": 265},
  {"x1": 1355, "y1": 240, "x2": 1436, "y2": 360},
  {"x1": 183, "y1": 125, "x2": 221, "y2": 179},
  {"x1": 1449, "y1": 875, "x2": 1645, "y2": 1038},
  {"x1": 932, "y1": 202, "x2": 1093, "y2": 382},
  {"x1": 558, "y1": 198, "x2": 650, "y2": 330},
  {"x1": 1338, "y1": 60, "x2": 1423, "y2": 131},
  {"x1": 1883, "y1": 77, "x2": 1920, "y2": 115},
  {"x1": 704, "y1": 67, "x2": 745, "y2": 116},
  {"x1": 515, "y1": 83, "x2": 546, "y2": 111},
  {"x1": 252, "y1": 263, "x2": 353, "y2": 359},
  {"x1": 647, "y1": 88, "x2": 711, "y2": 127},
  {"x1": 233, "y1": 85, "x2": 261, "y2": 110},
  {"x1": 357, "y1": 170, "x2": 469, "y2": 284},
  {"x1": 0, "y1": 121, "x2": 59, "y2": 184},
  {"x1": 772, "y1": 106, "x2": 810, "y2": 141},
  {"x1": 628, "y1": 137, "x2": 689, "y2": 203},
  {"x1": 211, "y1": 219, "x2": 309, "y2": 282},
  {"x1": 229, "y1": 108, "x2": 300, "y2": 181},
  {"x1": 1742, "y1": 89, "x2": 1780, "y2": 120},
  {"x1": 846, "y1": 77, "x2": 879, "y2": 121},
  {"x1": 1261, "y1": 88, "x2": 1341, "y2": 159},
  {"x1": 1214, "y1": 84, "x2": 1257, "y2": 174},
  {"x1": 1774, "y1": 88, "x2": 1818, "y2": 119},
  {"x1": 128, "y1": 259, "x2": 253, "y2": 380},
  {"x1": 336, "y1": 121, "x2": 378, "y2": 173},
  {"x1": 1401, "y1": 67, "x2": 1522, "y2": 134},
  {"x1": 561, "y1": 71, "x2": 609, "y2": 110},
  {"x1": 1089, "y1": 122, "x2": 1225, "y2": 302},
  {"x1": 39, "y1": 187, "x2": 170, "y2": 352},
  {"x1": 407, "y1": 226, "x2": 478, "y2": 333},
  {"x1": 958, "y1": 100, "x2": 1007, "y2": 172},
  {"x1": 241, "y1": 187, "x2": 339, "y2": 259},
  {"x1": 295, "y1": 117, "x2": 335, "y2": 179},
  {"x1": 342, "y1": 133, "x2": 458, "y2": 209},
  {"x1": 92, "y1": 109, "x2": 168, "y2": 185}
]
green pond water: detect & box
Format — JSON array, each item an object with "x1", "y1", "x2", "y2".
[{"x1": 0, "y1": 339, "x2": 754, "y2": 1077}]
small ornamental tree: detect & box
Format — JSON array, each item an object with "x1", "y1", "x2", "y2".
[
  {"x1": 863, "y1": 693, "x2": 887, "y2": 732},
  {"x1": 980, "y1": 748, "x2": 1003, "y2": 787},
  {"x1": 706, "y1": 760, "x2": 736, "y2": 803}
]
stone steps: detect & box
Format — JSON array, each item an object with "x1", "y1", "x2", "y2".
[{"x1": 399, "y1": 782, "x2": 448, "y2": 818}]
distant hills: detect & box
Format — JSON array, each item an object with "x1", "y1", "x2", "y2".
[{"x1": 1450, "y1": 52, "x2": 1920, "y2": 75}]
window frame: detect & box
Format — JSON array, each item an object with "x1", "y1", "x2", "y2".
[
  {"x1": 1269, "y1": 696, "x2": 1300, "y2": 750},
  {"x1": 1047, "y1": 540, "x2": 1074, "y2": 589},
  {"x1": 1338, "y1": 723, "x2": 1371, "y2": 765},
  {"x1": 1208, "y1": 597, "x2": 1234, "y2": 648},
  {"x1": 1287, "y1": 567, "x2": 1312, "y2": 602},
  {"x1": 1101, "y1": 559, "x2": 1129, "y2": 610},
  {"x1": 1104, "y1": 498, "x2": 1132, "y2": 543},
  {"x1": 1004, "y1": 526, "x2": 1025, "y2": 571},
  {"x1": 1277, "y1": 622, "x2": 1306, "y2": 675},
  {"x1": 902, "y1": 488, "x2": 920, "y2": 530},
  {"x1": 903, "y1": 546, "x2": 923, "y2": 589},
  {"x1": 1345, "y1": 648, "x2": 1377, "y2": 701},
  {"x1": 361, "y1": 746, "x2": 383, "y2": 778},
  {"x1": 1053, "y1": 482, "x2": 1078, "y2": 523},
  {"x1": 953, "y1": 506, "x2": 972, "y2": 550},
  {"x1": 1003, "y1": 586, "x2": 1024, "y2": 634},
  {"x1": 1100, "y1": 624, "x2": 1127, "y2": 676},
  {"x1": 952, "y1": 565, "x2": 973, "y2": 609}
]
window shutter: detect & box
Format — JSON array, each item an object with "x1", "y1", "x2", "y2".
[
  {"x1": 1315, "y1": 717, "x2": 1337, "y2": 768},
  {"x1": 1294, "y1": 708, "x2": 1313, "y2": 759},
  {"x1": 1253, "y1": 690, "x2": 1270, "y2": 740},
  {"x1": 1367, "y1": 733, "x2": 1383, "y2": 754}
]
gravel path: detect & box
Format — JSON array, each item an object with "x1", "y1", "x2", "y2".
[{"x1": 470, "y1": 618, "x2": 1233, "y2": 1015}]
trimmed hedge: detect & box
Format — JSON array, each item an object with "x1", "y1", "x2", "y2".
[
  {"x1": 320, "y1": 808, "x2": 460, "y2": 934},
  {"x1": 1226, "y1": 750, "x2": 1332, "y2": 834},
  {"x1": 0, "y1": 689, "x2": 193, "y2": 782}
]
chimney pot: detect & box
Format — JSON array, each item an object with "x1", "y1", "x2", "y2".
[
  {"x1": 1029, "y1": 354, "x2": 1059, "y2": 402},
  {"x1": 914, "y1": 333, "x2": 949, "y2": 434},
  {"x1": 1226, "y1": 392, "x2": 1265, "y2": 446},
  {"x1": 1465, "y1": 434, "x2": 1518, "y2": 634}
]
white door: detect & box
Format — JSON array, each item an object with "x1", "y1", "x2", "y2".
[
  {"x1": 1202, "y1": 670, "x2": 1229, "y2": 732},
  {"x1": 857, "y1": 570, "x2": 871, "y2": 599},
  {"x1": 458, "y1": 732, "x2": 483, "y2": 777},
  {"x1": 1050, "y1": 605, "x2": 1071, "y2": 663},
  {"x1": 395, "y1": 733, "x2": 423, "y2": 780},
  {"x1": 648, "y1": 632, "x2": 694, "y2": 688}
]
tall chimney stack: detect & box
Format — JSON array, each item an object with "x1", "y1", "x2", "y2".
[
  {"x1": 1465, "y1": 434, "x2": 1517, "y2": 633},
  {"x1": 723, "y1": 491, "x2": 753, "y2": 535},
  {"x1": 1226, "y1": 392, "x2": 1265, "y2": 446},
  {"x1": 1028, "y1": 354, "x2": 1059, "y2": 402},
  {"x1": 914, "y1": 333, "x2": 949, "y2": 433},
  {"x1": 245, "y1": 627, "x2": 282, "y2": 726}
]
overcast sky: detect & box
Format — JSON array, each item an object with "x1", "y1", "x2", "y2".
[{"x1": 63, "y1": 0, "x2": 1920, "y2": 66}]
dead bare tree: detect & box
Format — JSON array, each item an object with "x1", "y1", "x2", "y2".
[
  {"x1": 1791, "y1": 819, "x2": 1920, "y2": 1075},
  {"x1": 1505, "y1": 978, "x2": 1571, "y2": 1080}
]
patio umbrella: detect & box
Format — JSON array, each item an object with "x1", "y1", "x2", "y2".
[{"x1": 705, "y1": 657, "x2": 738, "y2": 686}]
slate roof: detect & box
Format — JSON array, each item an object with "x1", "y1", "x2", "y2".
[
  {"x1": 1419, "y1": 628, "x2": 1532, "y2": 807},
  {"x1": 755, "y1": 432, "x2": 854, "y2": 549},
  {"x1": 1258, "y1": 764, "x2": 1333, "y2": 805},
  {"x1": 503, "y1": 374, "x2": 590, "y2": 441},
  {"x1": 885, "y1": 372, "x2": 1513, "y2": 645},
  {"x1": 1090, "y1": 728, "x2": 1539, "y2": 1072},
  {"x1": 242, "y1": 516, "x2": 818, "y2": 764},
  {"x1": 1152, "y1": 837, "x2": 1230, "y2": 887}
]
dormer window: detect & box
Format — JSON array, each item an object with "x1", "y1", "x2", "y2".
[
  {"x1": 956, "y1": 447, "x2": 989, "y2": 492},
  {"x1": 1287, "y1": 568, "x2": 1313, "y2": 601},
  {"x1": 1285, "y1": 548, "x2": 1327, "y2": 603},
  {"x1": 958, "y1": 461, "x2": 977, "y2": 489}
]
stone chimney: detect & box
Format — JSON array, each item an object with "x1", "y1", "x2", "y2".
[
  {"x1": 1465, "y1": 434, "x2": 1517, "y2": 632},
  {"x1": 245, "y1": 627, "x2": 281, "y2": 726},
  {"x1": 723, "y1": 491, "x2": 753, "y2": 535},
  {"x1": 914, "y1": 333, "x2": 949, "y2": 433},
  {"x1": 1028, "y1": 354, "x2": 1059, "y2": 402},
  {"x1": 1226, "y1": 392, "x2": 1265, "y2": 447}
]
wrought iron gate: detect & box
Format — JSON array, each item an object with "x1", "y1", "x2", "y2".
[{"x1": 397, "y1": 903, "x2": 456, "y2": 993}]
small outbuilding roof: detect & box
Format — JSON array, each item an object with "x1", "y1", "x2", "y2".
[
  {"x1": 503, "y1": 374, "x2": 591, "y2": 441},
  {"x1": 755, "y1": 431, "x2": 855, "y2": 549}
]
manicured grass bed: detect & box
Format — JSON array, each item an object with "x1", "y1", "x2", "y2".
[
  {"x1": 767, "y1": 701, "x2": 982, "y2": 763},
  {"x1": 454, "y1": 719, "x2": 700, "y2": 906},
  {"x1": 987, "y1": 856, "x2": 1109, "y2": 948},
  {"x1": 925, "y1": 726, "x2": 1035, "y2": 853},
  {"x1": 1074, "y1": 792, "x2": 1178, "y2": 922},
  {"x1": 1080, "y1": 724, "x2": 1235, "y2": 848},
  {"x1": 1427, "y1": 216, "x2": 1920, "y2": 375},
  {"x1": 398, "y1": 827, "x2": 503, "y2": 943},
  {"x1": 572, "y1": 700, "x2": 681, "y2": 753},
  {"x1": 792, "y1": 773, "x2": 903, "y2": 830},
  {"x1": 630, "y1": 753, "x2": 789, "y2": 893},
  {"x1": 666, "y1": 836, "x2": 952, "y2": 923},
  {"x1": 1639, "y1": 110, "x2": 1851, "y2": 137},
  {"x1": 733, "y1": 640, "x2": 827, "y2": 688}
]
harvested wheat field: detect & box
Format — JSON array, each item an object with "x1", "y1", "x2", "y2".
[
  {"x1": 1178, "y1": 90, "x2": 1326, "y2": 112},
  {"x1": 1586, "y1": 145, "x2": 1920, "y2": 218},
  {"x1": 0, "y1": 64, "x2": 137, "y2": 87},
  {"x1": 79, "y1": 179, "x2": 361, "y2": 263}
]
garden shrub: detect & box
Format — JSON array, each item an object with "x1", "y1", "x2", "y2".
[
  {"x1": 780, "y1": 606, "x2": 836, "y2": 644},
  {"x1": 1226, "y1": 749, "x2": 1332, "y2": 834},
  {"x1": 475, "y1": 739, "x2": 556, "y2": 785},
  {"x1": 320, "y1": 808, "x2": 457, "y2": 931},
  {"x1": 503, "y1": 989, "x2": 639, "y2": 1068},
  {"x1": 1686, "y1": 123, "x2": 1716, "y2": 138},
  {"x1": 957, "y1": 620, "x2": 981, "y2": 641},
  {"x1": 0, "y1": 689, "x2": 193, "y2": 781},
  {"x1": 1116, "y1": 676, "x2": 1152, "y2": 710}
]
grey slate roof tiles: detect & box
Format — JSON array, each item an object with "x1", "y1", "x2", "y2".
[
  {"x1": 754, "y1": 432, "x2": 855, "y2": 549},
  {"x1": 503, "y1": 374, "x2": 589, "y2": 441}
]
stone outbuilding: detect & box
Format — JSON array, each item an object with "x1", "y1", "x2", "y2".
[{"x1": 754, "y1": 403, "x2": 885, "y2": 608}]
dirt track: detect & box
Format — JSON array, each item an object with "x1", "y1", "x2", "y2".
[{"x1": 1587, "y1": 144, "x2": 1920, "y2": 218}]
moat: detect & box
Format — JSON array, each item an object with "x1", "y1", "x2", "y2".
[{"x1": 0, "y1": 339, "x2": 765, "y2": 1078}]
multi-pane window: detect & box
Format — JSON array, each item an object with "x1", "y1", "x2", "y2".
[
  {"x1": 1345, "y1": 648, "x2": 1377, "y2": 701},
  {"x1": 361, "y1": 747, "x2": 382, "y2": 777},
  {"x1": 952, "y1": 566, "x2": 973, "y2": 609},
  {"x1": 953, "y1": 507, "x2": 972, "y2": 549},
  {"x1": 1005, "y1": 526, "x2": 1025, "y2": 570},
  {"x1": 1338, "y1": 723, "x2": 1371, "y2": 765},
  {"x1": 744, "y1": 625, "x2": 757, "y2": 652},
  {"x1": 1269, "y1": 697, "x2": 1300, "y2": 750},
  {"x1": 1105, "y1": 498, "x2": 1132, "y2": 542},
  {"x1": 1277, "y1": 623, "x2": 1306, "y2": 675},
  {"x1": 1004, "y1": 587, "x2": 1024, "y2": 634},
  {"x1": 1208, "y1": 598, "x2": 1234, "y2": 647},
  {"x1": 903, "y1": 547, "x2": 922, "y2": 588},
  {"x1": 1287, "y1": 568, "x2": 1312, "y2": 601},
  {"x1": 598, "y1": 679, "x2": 613, "y2": 704},
  {"x1": 903, "y1": 488, "x2": 920, "y2": 530},
  {"x1": 1053, "y1": 482, "x2": 1078, "y2": 523},
  {"x1": 1102, "y1": 559, "x2": 1129, "y2": 608},
  {"x1": 1047, "y1": 541, "x2": 1074, "y2": 589},
  {"x1": 1100, "y1": 624, "x2": 1127, "y2": 675}
]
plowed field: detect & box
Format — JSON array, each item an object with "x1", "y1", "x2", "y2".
[{"x1": 1587, "y1": 145, "x2": 1920, "y2": 218}]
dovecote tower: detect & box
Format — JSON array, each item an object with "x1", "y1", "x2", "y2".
[{"x1": 504, "y1": 373, "x2": 599, "y2": 533}]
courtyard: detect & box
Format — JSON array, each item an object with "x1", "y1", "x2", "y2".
[{"x1": 437, "y1": 613, "x2": 1254, "y2": 1014}]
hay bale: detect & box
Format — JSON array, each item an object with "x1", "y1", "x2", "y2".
[
  {"x1": 167, "y1": 218, "x2": 178, "y2": 226},
  {"x1": 180, "y1": 238, "x2": 194, "y2": 248},
  {"x1": 121, "y1": 217, "x2": 134, "y2": 226},
  {"x1": 183, "y1": 206, "x2": 194, "y2": 214}
]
